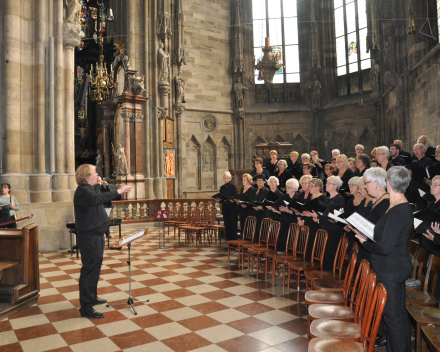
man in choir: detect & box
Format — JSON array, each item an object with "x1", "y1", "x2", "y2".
[
  {"x1": 355, "y1": 144, "x2": 364, "y2": 156},
  {"x1": 415, "y1": 135, "x2": 436, "y2": 161},
  {"x1": 217, "y1": 171, "x2": 239, "y2": 241},
  {"x1": 376, "y1": 146, "x2": 392, "y2": 170},
  {"x1": 74, "y1": 164, "x2": 132, "y2": 319},
  {"x1": 332, "y1": 149, "x2": 340, "y2": 159},
  {"x1": 389, "y1": 144, "x2": 406, "y2": 167},
  {"x1": 264, "y1": 150, "x2": 279, "y2": 176},
  {"x1": 423, "y1": 146, "x2": 440, "y2": 187},
  {"x1": 287, "y1": 151, "x2": 302, "y2": 180},
  {"x1": 393, "y1": 139, "x2": 412, "y2": 164}
]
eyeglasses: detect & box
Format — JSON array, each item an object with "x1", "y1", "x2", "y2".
[
  {"x1": 327, "y1": 183, "x2": 337, "y2": 185},
  {"x1": 301, "y1": 183, "x2": 309, "y2": 185},
  {"x1": 430, "y1": 184, "x2": 440, "y2": 187},
  {"x1": 309, "y1": 184, "x2": 319, "y2": 188},
  {"x1": 365, "y1": 181, "x2": 372, "y2": 185},
  {"x1": 355, "y1": 148, "x2": 363, "y2": 151},
  {"x1": 414, "y1": 147, "x2": 423, "y2": 151}
]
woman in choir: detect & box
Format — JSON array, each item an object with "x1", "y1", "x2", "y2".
[
  {"x1": 331, "y1": 158, "x2": 338, "y2": 173},
  {"x1": 354, "y1": 154, "x2": 370, "y2": 177},
  {"x1": 322, "y1": 164, "x2": 336, "y2": 190},
  {"x1": 355, "y1": 166, "x2": 413, "y2": 352},
  {"x1": 310, "y1": 150, "x2": 325, "y2": 178},
  {"x1": 216, "y1": 172, "x2": 239, "y2": 241},
  {"x1": 251, "y1": 174, "x2": 269, "y2": 242},
  {"x1": 419, "y1": 175, "x2": 440, "y2": 255},
  {"x1": 287, "y1": 151, "x2": 303, "y2": 180},
  {"x1": 276, "y1": 160, "x2": 292, "y2": 193},
  {"x1": 325, "y1": 176, "x2": 345, "y2": 208},
  {"x1": 370, "y1": 158, "x2": 379, "y2": 167},
  {"x1": 272, "y1": 178, "x2": 300, "y2": 251},
  {"x1": 336, "y1": 154, "x2": 355, "y2": 201},
  {"x1": 357, "y1": 177, "x2": 374, "y2": 215},
  {"x1": 236, "y1": 173, "x2": 255, "y2": 236},
  {"x1": 251, "y1": 158, "x2": 270, "y2": 187},
  {"x1": 265, "y1": 176, "x2": 283, "y2": 220},
  {"x1": 298, "y1": 175, "x2": 313, "y2": 202},
  {"x1": 345, "y1": 177, "x2": 365, "y2": 214},
  {"x1": 302, "y1": 162, "x2": 314, "y2": 177},
  {"x1": 0, "y1": 183, "x2": 20, "y2": 229},
  {"x1": 376, "y1": 146, "x2": 392, "y2": 171},
  {"x1": 264, "y1": 150, "x2": 279, "y2": 176},
  {"x1": 371, "y1": 147, "x2": 377, "y2": 159},
  {"x1": 348, "y1": 157, "x2": 357, "y2": 173}
]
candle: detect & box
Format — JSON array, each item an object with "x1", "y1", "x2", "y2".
[{"x1": 265, "y1": 37, "x2": 270, "y2": 47}]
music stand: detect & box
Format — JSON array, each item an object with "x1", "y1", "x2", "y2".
[
  {"x1": 154, "y1": 210, "x2": 171, "y2": 249},
  {"x1": 106, "y1": 229, "x2": 149, "y2": 315}
]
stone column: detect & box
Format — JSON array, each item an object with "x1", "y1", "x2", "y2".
[
  {"x1": 102, "y1": 120, "x2": 111, "y2": 177},
  {"x1": 123, "y1": 116, "x2": 131, "y2": 175},
  {"x1": 126, "y1": 0, "x2": 136, "y2": 69}
]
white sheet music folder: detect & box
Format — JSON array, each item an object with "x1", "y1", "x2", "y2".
[
  {"x1": 119, "y1": 230, "x2": 146, "y2": 246},
  {"x1": 346, "y1": 212, "x2": 376, "y2": 242}
]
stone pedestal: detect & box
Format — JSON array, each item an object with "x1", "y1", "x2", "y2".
[
  {"x1": 29, "y1": 174, "x2": 52, "y2": 203},
  {"x1": 52, "y1": 173, "x2": 71, "y2": 202}
]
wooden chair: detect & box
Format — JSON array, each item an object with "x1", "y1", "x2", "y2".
[
  {"x1": 186, "y1": 208, "x2": 211, "y2": 247},
  {"x1": 307, "y1": 262, "x2": 372, "y2": 342},
  {"x1": 304, "y1": 251, "x2": 360, "y2": 308},
  {"x1": 409, "y1": 239, "x2": 419, "y2": 260},
  {"x1": 177, "y1": 207, "x2": 199, "y2": 245},
  {"x1": 308, "y1": 283, "x2": 387, "y2": 352},
  {"x1": 421, "y1": 325, "x2": 440, "y2": 352},
  {"x1": 164, "y1": 204, "x2": 180, "y2": 237},
  {"x1": 206, "y1": 207, "x2": 218, "y2": 243},
  {"x1": 407, "y1": 255, "x2": 440, "y2": 351},
  {"x1": 287, "y1": 229, "x2": 329, "y2": 291},
  {"x1": 241, "y1": 218, "x2": 272, "y2": 269},
  {"x1": 247, "y1": 221, "x2": 280, "y2": 279},
  {"x1": 271, "y1": 224, "x2": 309, "y2": 288},
  {"x1": 305, "y1": 236, "x2": 349, "y2": 291},
  {"x1": 227, "y1": 216, "x2": 256, "y2": 265},
  {"x1": 406, "y1": 254, "x2": 439, "y2": 308},
  {"x1": 407, "y1": 246, "x2": 431, "y2": 292},
  {"x1": 174, "y1": 206, "x2": 192, "y2": 241}
]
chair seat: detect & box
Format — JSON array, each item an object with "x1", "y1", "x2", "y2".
[
  {"x1": 274, "y1": 255, "x2": 301, "y2": 264},
  {"x1": 288, "y1": 261, "x2": 320, "y2": 271},
  {"x1": 310, "y1": 319, "x2": 361, "y2": 341},
  {"x1": 209, "y1": 225, "x2": 225, "y2": 229},
  {"x1": 308, "y1": 304, "x2": 354, "y2": 322},
  {"x1": 407, "y1": 305, "x2": 440, "y2": 324},
  {"x1": 308, "y1": 337, "x2": 365, "y2": 352},
  {"x1": 313, "y1": 278, "x2": 344, "y2": 292},
  {"x1": 305, "y1": 291, "x2": 344, "y2": 306},
  {"x1": 406, "y1": 290, "x2": 439, "y2": 307},
  {"x1": 421, "y1": 325, "x2": 440, "y2": 350},
  {"x1": 242, "y1": 243, "x2": 265, "y2": 250},
  {"x1": 248, "y1": 246, "x2": 269, "y2": 254},
  {"x1": 228, "y1": 239, "x2": 249, "y2": 246},
  {"x1": 304, "y1": 270, "x2": 337, "y2": 281},
  {"x1": 265, "y1": 250, "x2": 286, "y2": 258},
  {"x1": 186, "y1": 226, "x2": 207, "y2": 231}
]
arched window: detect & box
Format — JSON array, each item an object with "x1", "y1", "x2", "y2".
[
  {"x1": 334, "y1": 0, "x2": 371, "y2": 96},
  {"x1": 253, "y1": 0, "x2": 300, "y2": 103}
]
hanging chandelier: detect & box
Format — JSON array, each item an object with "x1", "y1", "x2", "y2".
[
  {"x1": 254, "y1": 37, "x2": 283, "y2": 86},
  {"x1": 88, "y1": 54, "x2": 115, "y2": 103}
]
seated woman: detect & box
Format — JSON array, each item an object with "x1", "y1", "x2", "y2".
[
  {"x1": 0, "y1": 183, "x2": 20, "y2": 229},
  {"x1": 251, "y1": 174, "x2": 270, "y2": 242},
  {"x1": 302, "y1": 162, "x2": 315, "y2": 178},
  {"x1": 354, "y1": 153, "x2": 370, "y2": 177},
  {"x1": 251, "y1": 158, "x2": 270, "y2": 188},
  {"x1": 322, "y1": 163, "x2": 336, "y2": 191},
  {"x1": 355, "y1": 166, "x2": 413, "y2": 352},
  {"x1": 298, "y1": 175, "x2": 313, "y2": 202},
  {"x1": 236, "y1": 173, "x2": 255, "y2": 236},
  {"x1": 276, "y1": 160, "x2": 292, "y2": 193},
  {"x1": 264, "y1": 150, "x2": 279, "y2": 176},
  {"x1": 357, "y1": 177, "x2": 374, "y2": 215},
  {"x1": 419, "y1": 175, "x2": 440, "y2": 256},
  {"x1": 348, "y1": 157, "x2": 357, "y2": 173},
  {"x1": 287, "y1": 151, "x2": 303, "y2": 180},
  {"x1": 325, "y1": 176, "x2": 345, "y2": 208}
]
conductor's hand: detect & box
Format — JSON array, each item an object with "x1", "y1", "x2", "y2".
[{"x1": 117, "y1": 185, "x2": 132, "y2": 194}]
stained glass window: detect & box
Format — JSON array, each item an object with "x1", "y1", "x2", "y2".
[
  {"x1": 334, "y1": 0, "x2": 371, "y2": 96},
  {"x1": 252, "y1": 0, "x2": 300, "y2": 85}
]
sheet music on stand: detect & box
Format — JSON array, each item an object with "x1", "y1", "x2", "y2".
[
  {"x1": 105, "y1": 208, "x2": 112, "y2": 217},
  {"x1": 345, "y1": 212, "x2": 376, "y2": 242},
  {"x1": 119, "y1": 230, "x2": 147, "y2": 246}
]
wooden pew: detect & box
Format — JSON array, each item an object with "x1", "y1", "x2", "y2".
[{"x1": 0, "y1": 224, "x2": 40, "y2": 320}]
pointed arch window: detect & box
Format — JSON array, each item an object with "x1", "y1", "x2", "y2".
[{"x1": 334, "y1": 0, "x2": 371, "y2": 96}]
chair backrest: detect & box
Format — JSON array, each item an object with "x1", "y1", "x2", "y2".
[
  {"x1": 258, "y1": 218, "x2": 273, "y2": 245},
  {"x1": 412, "y1": 246, "x2": 431, "y2": 281},
  {"x1": 361, "y1": 283, "x2": 388, "y2": 352},
  {"x1": 349, "y1": 259, "x2": 371, "y2": 311},
  {"x1": 208, "y1": 207, "x2": 217, "y2": 225},
  {"x1": 310, "y1": 229, "x2": 328, "y2": 268},
  {"x1": 242, "y1": 216, "x2": 257, "y2": 242},
  {"x1": 294, "y1": 225, "x2": 309, "y2": 259},
  {"x1": 267, "y1": 221, "x2": 281, "y2": 250},
  {"x1": 285, "y1": 223, "x2": 299, "y2": 254},
  {"x1": 354, "y1": 267, "x2": 376, "y2": 325},
  {"x1": 168, "y1": 204, "x2": 178, "y2": 220},
  {"x1": 408, "y1": 239, "x2": 419, "y2": 260},
  {"x1": 352, "y1": 241, "x2": 360, "y2": 253},
  {"x1": 424, "y1": 254, "x2": 440, "y2": 295},
  {"x1": 200, "y1": 207, "x2": 210, "y2": 225},
  {"x1": 342, "y1": 250, "x2": 358, "y2": 305},
  {"x1": 333, "y1": 236, "x2": 349, "y2": 279},
  {"x1": 190, "y1": 208, "x2": 200, "y2": 226}
]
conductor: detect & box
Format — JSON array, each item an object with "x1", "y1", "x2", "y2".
[{"x1": 74, "y1": 164, "x2": 132, "y2": 319}]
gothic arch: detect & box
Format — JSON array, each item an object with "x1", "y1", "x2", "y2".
[
  {"x1": 185, "y1": 135, "x2": 201, "y2": 190},
  {"x1": 290, "y1": 134, "x2": 309, "y2": 154},
  {"x1": 273, "y1": 134, "x2": 287, "y2": 143},
  {"x1": 342, "y1": 130, "x2": 357, "y2": 156},
  {"x1": 202, "y1": 136, "x2": 217, "y2": 190}
]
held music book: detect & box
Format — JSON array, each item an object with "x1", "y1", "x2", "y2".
[
  {"x1": 344, "y1": 212, "x2": 376, "y2": 242},
  {"x1": 413, "y1": 208, "x2": 440, "y2": 233},
  {"x1": 419, "y1": 189, "x2": 436, "y2": 203},
  {"x1": 406, "y1": 163, "x2": 440, "y2": 182},
  {"x1": 288, "y1": 198, "x2": 328, "y2": 214},
  {"x1": 119, "y1": 229, "x2": 147, "y2": 246}
]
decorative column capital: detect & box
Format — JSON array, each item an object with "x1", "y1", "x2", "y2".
[
  {"x1": 158, "y1": 82, "x2": 171, "y2": 96},
  {"x1": 156, "y1": 107, "x2": 168, "y2": 121},
  {"x1": 174, "y1": 103, "x2": 185, "y2": 116},
  {"x1": 63, "y1": 23, "x2": 82, "y2": 48}
]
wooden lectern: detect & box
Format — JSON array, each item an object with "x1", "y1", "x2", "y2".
[{"x1": 0, "y1": 224, "x2": 40, "y2": 320}]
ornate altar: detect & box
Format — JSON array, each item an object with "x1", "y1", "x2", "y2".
[{"x1": 254, "y1": 141, "x2": 293, "y2": 163}]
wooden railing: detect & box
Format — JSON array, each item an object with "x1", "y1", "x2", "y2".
[{"x1": 111, "y1": 198, "x2": 222, "y2": 223}]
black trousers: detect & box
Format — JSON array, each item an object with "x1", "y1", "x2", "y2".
[
  {"x1": 376, "y1": 270, "x2": 411, "y2": 352},
  {"x1": 222, "y1": 203, "x2": 238, "y2": 241},
  {"x1": 77, "y1": 233, "x2": 105, "y2": 311}
]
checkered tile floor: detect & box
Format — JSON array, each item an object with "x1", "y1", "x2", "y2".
[{"x1": 0, "y1": 223, "x2": 310, "y2": 352}]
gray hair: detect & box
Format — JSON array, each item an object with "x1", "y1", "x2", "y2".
[
  {"x1": 268, "y1": 176, "x2": 280, "y2": 186},
  {"x1": 348, "y1": 176, "x2": 360, "y2": 187},
  {"x1": 277, "y1": 159, "x2": 288, "y2": 167},
  {"x1": 364, "y1": 167, "x2": 387, "y2": 189},
  {"x1": 387, "y1": 166, "x2": 411, "y2": 194},
  {"x1": 414, "y1": 143, "x2": 425, "y2": 151},
  {"x1": 357, "y1": 177, "x2": 365, "y2": 187},
  {"x1": 286, "y1": 178, "x2": 299, "y2": 191},
  {"x1": 299, "y1": 174, "x2": 313, "y2": 184},
  {"x1": 355, "y1": 144, "x2": 364, "y2": 151},
  {"x1": 327, "y1": 175, "x2": 343, "y2": 190},
  {"x1": 332, "y1": 149, "x2": 340, "y2": 155},
  {"x1": 433, "y1": 175, "x2": 440, "y2": 183},
  {"x1": 376, "y1": 146, "x2": 390, "y2": 158},
  {"x1": 301, "y1": 153, "x2": 311, "y2": 161}
]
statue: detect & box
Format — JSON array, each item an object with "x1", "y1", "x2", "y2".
[
  {"x1": 175, "y1": 73, "x2": 185, "y2": 103},
  {"x1": 96, "y1": 149, "x2": 104, "y2": 176},
  {"x1": 309, "y1": 75, "x2": 321, "y2": 107},
  {"x1": 385, "y1": 36, "x2": 396, "y2": 73},
  {"x1": 65, "y1": 0, "x2": 81, "y2": 24},
  {"x1": 203, "y1": 149, "x2": 212, "y2": 171},
  {"x1": 129, "y1": 72, "x2": 146, "y2": 95},
  {"x1": 164, "y1": 151, "x2": 175, "y2": 177},
  {"x1": 84, "y1": 8, "x2": 95, "y2": 39},
  {"x1": 158, "y1": 43, "x2": 170, "y2": 82},
  {"x1": 366, "y1": 0, "x2": 380, "y2": 52},
  {"x1": 115, "y1": 144, "x2": 128, "y2": 176},
  {"x1": 233, "y1": 77, "x2": 248, "y2": 109},
  {"x1": 370, "y1": 59, "x2": 380, "y2": 95}
]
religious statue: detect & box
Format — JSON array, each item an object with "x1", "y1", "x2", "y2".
[
  {"x1": 370, "y1": 59, "x2": 380, "y2": 96},
  {"x1": 164, "y1": 151, "x2": 175, "y2": 177},
  {"x1": 175, "y1": 73, "x2": 185, "y2": 103},
  {"x1": 129, "y1": 72, "x2": 146, "y2": 95},
  {"x1": 309, "y1": 75, "x2": 321, "y2": 107},
  {"x1": 84, "y1": 8, "x2": 95, "y2": 39},
  {"x1": 65, "y1": 0, "x2": 81, "y2": 24},
  {"x1": 203, "y1": 149, "x2": 212, "y2": 171},
  {"x1": 233, "y1": 77, "x2": 248, "y2": 109},
  {"x1": 96, "y1": 149, "x2": 104, "y2": 176},
  {"x1": 115, "y1": 144, "x2": 128, "y2": 176},
  {"x1": 158, "y1": 43, "x2": 170, "y2": 82},
  {"x1": 366, "y1": 0, "x2": 380, "y2": 52}
]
